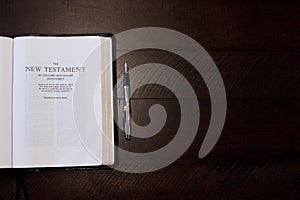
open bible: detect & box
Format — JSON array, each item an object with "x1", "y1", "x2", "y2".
[{"x1": 0, "y1": 35, "x2": 114, "y2": 168}]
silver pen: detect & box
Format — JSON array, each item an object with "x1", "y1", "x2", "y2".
[{"x1": 123, "y1": 63, "x2": 131, "y2": 140}]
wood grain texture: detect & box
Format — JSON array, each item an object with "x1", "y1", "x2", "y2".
[
  {"x1": 0, "y1": 160, "x2": 299, "y2": 200},
  {"x1": 0, "y1": 0, "x2": 299, "y2": 50},
  {"x1": 117, "y1": 98, "x2": 300, "y2": 161},
  {"x1": 0, "y1": 0, "x2": 299, "y2": 199},
  {"x1": 116, "y1": 50, "x2": 300, "y2": 98}
]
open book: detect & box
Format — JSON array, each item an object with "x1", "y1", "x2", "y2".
[{"x1": 0, "y1": 35, "x2": 114, "y2": 168}]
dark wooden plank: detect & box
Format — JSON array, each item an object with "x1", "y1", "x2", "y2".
[
  {"x1": 117, "y1": 98, "x2": 300, "y2": 161},
  {"x1": 116, "y1": 50, "x2": 300, "y2": 98},
  {"x1": 15, "y1": 160, "x2": 299, "y2": 200},
  {"x1": 1, "y1": 161, "x2": 299, "y2": 200},
  {"x1": 0, "y1": 0, "x2": 299, "y2": 50},
  {"x1": 0, "y1": 170, "x2": 16, "y2": 200}
]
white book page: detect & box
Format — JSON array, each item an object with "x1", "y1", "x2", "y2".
[
  {"x1": 13, "y1": 36, "x2": 104, "y2": 167},
  {"x1": 0, "y1": 37, "x2": 13, "y2": 168}
]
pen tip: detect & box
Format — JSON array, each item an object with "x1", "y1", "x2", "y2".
[{"x1": 124, "y1": 63, "x2": 128, "y2": 72}]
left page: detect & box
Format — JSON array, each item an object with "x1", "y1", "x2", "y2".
[
  {"x1": 12, "y1": 36, "x2": 103, "y2": 167},
  {"x1": 0, "y1": 37, "x2": 13, "y2": 168}
]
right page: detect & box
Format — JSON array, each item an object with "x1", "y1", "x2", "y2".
[{"x1": 12, "y1": 36, "x2": 114, "y2": 168}]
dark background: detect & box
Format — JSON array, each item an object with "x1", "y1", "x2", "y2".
[{"x1": 0, "y1": 0, "x2": 299, "y2": 199}]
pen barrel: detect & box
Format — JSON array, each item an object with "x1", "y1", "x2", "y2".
[
  {"x1": 123, "y1": 73, "x2": 130, "y2": 86},
  {"x1": 124, "y1": 81, "x2": 131, "y2": 139},
  {"x1": 124, "y1": 108, "x2": 131, "y2": 139}
]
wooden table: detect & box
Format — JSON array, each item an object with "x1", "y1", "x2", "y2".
[{"x1": 0, "y1": 0, "x2": 299, "y2": 199}]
